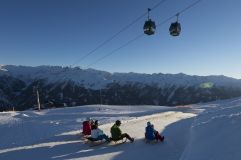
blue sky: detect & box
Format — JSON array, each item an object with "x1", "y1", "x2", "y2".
[{"x1": 0, "y1": 0, "x2": 241, "y2": 78}]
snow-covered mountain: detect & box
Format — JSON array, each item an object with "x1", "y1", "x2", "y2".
[
  {"x1": 1, "y1": 65, "x2": 241, "y2": 111},
  {"x1": 1, "y1": 65, "x2": 241, "y2": 89}
]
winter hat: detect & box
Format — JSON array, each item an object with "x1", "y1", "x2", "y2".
[
  {"x1": 95, "y1": 120, "x2": 99, "y2": 125},
  {"x1": 116, "y1": 120, "x2": 121, "y2": 126},
  {"x1": 147, "y1": 121, "x2": 151, "y2": 126}
]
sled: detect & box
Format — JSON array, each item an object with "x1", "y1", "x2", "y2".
[
  {"x1": 145, "y1": 138, "x2": 158, "y2": 144},
  {"x1": 80, "y1": 132, "x2": 90, "y2": 140},
  {"x1": 145, "y1": 136, "x2": 165, "y2": 144},
  {"x1": 85, "y1": 137, "x2": 107, "y2": 147},
  {"x1": 109, "y1": 137, "x2": 127, "y2": 146},
  {"x1": 89, "y1": 140, "x2": 106, "y2": 147}
]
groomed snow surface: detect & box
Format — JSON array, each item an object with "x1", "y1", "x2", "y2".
[{"x1": 0, "y1": 98, "x2": 241, "y2": 160}]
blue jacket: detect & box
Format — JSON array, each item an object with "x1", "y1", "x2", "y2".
[{"x1": 145, "y1": 125, "x2": 155, "y2": 140}]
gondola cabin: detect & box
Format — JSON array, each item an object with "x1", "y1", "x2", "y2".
[
  {"x1": 143, "y1": 19, "x2": 156, "y2": 35},
  {"x1": 169, "y1": 21, "x2": 181, "y2": 36}
]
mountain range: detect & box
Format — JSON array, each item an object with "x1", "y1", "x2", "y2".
[{"x1": 1, "y1": 65, "x2": 241, "y2": 111}]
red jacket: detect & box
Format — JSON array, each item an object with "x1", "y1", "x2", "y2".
[{"x1": 82, "y1": 121, "x2": 91, "y2": 135}]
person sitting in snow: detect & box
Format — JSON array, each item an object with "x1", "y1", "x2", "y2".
[
  {"x1": 145, "y1": 121, "x2": 164, "y2": 142},
  {"x1": 82, "y1": 117, "x2": 92, "y2": 136},
  {"x1": 110, "y1": 120, "x2": 134, "y2": 143},
  {"x1": 89, "y1": 120, "x2": 110, "y2": 142}
]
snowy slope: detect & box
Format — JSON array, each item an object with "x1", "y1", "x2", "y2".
[
  {"x1": 1, "y1": 97, "x2": 241, "y2": 160},
  {"x1": 1, "y1": 65, "x2": 241, "y2": 89},
  {"x1": 180, "y1": 98, "x2": 241, "y2": 160},
  {"x1": 0, "y1": 104, "x2": 196, "y2": 160}
]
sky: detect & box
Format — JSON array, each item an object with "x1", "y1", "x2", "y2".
[{"x1": 0, "y1": 0, "x2": 241, "y2": 79}]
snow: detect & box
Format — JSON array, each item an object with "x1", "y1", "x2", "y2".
[
  {"x1": 0, "y1": 112, "x2": 20, "y2": 125},
  {"x1": 0, "y1": 65, "x2": 8, "y2": 72},
  {"x1": 1, "y1": 98, "x2": 241, "y2": 160},
  {"x1": 180, "y1": 99, "x2": 241, "y2": 160}
]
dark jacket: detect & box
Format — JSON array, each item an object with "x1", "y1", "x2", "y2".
[
  {"x1": 111, "y1": 124, "x2": 122, "y2": 140},
  {"x1": 145, "y1": 125, "x2": 155, "y2": 140}
]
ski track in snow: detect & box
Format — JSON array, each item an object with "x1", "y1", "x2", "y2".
[{"x1": 1, "y1": 97, "x2": 241, "y2": 160}]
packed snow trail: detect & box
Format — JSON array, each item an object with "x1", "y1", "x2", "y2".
[
  {"x1": 78, "y1": 111, "x2": 196, "y2": 160},
  {"x1": 0, "y1": 105, "x2": 197, "y2": 160}
]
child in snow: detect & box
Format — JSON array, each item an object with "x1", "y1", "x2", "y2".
[
  {"x1": 145, "y1": 121, "x2": 164, "y2": 142},
  {"x1": 110, "y1": 120, "x2": 134, "y2": 143},
  {"x1": 82, "y1": 117, "x2": 92, "y2": 136},
  {"x1": 90, "y1": 120, "x2": 110, "y2": 142}
]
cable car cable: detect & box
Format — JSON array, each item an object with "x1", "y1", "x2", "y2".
[
  {"x1": 157, "y1": 0, "x2": 203, "y2": 26},
  {"x1": 56, "y1": 0, "x2": 204, "y2": 80},
  {"x1": 71, "y1": 12, "x2": 146, "y2": 67},
  {"x1": 85, "y1": 0, "x2": 205, "y2": 68},
  {"x1": 71, "y1": 0, "x2": 169, "y2": 67},
  {"x1": 151, "y1": 0, "x2": 169, "y2": 11},
  {"x1": 86, "y1": 33, "x2": 144, "y2": 68}
]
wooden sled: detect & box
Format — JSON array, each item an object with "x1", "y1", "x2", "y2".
[{"x1": 109, "y1": 137, "x2": 127, "y2": 146}]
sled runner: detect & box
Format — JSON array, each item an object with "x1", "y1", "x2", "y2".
[{"x1": 110, "y1": 137, "x2": 127, "y2": 145}]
